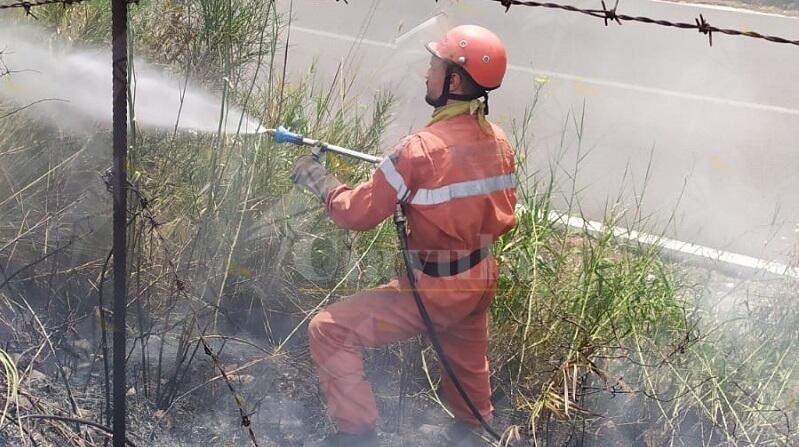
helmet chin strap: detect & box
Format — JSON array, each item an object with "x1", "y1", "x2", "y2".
[
  {"x1": 425, "y1": 65, "x2": 490, "y2": 114},
  {"x1": 448, "y1": 91, "x2": 489, "y2": 115}
]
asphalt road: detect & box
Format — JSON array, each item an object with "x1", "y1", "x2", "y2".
[{"x1": 278, "y1": 0, "x2": 799, "y2": 266}]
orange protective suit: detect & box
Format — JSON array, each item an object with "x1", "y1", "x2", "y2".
[{"x1": 308, "y1": 107, "x2": 516, "y2": 434}]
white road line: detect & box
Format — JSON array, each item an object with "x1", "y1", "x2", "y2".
[
  {"x1": 289, "y1": 26, "x2": 799, "y2": 117},
  {"x1": 540, "y1": 208, "x2": 798, "y2": 278},
  {"x1": 651, "y1": 0, "x2": 799, "y2": 19},
  {"x1": 514, "y1": 204, "x2": 798, "y2": 278},
  {"x1": 508, "y1": 64, "x2": 799, "y2": 116},
  {"x1": 290, "y1": 25, "x2": 398, "y2": 49}
]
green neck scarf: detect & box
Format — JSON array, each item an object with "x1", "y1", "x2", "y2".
[{"x1": 427, "y1": 99, "x2": 492, "y2": 135}]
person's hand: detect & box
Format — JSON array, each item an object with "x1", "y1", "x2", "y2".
[{"x1": 291, "y1": 155, "x2": 341, "y2": 202}]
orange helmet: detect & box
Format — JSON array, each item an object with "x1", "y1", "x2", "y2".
[{"x1": 426, "y1": 25, "x2": 507, "y2": 90}]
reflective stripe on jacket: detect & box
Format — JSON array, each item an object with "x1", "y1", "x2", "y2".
[{"x1": 325, "y1": 113, "x2": 517, "y2": 261}]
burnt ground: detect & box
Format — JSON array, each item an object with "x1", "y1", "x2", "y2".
[
  {"x1": 144, "y1": 255, "x2": 797, "y2": 447},
  {"x1": 2, "y1": 298, "x2": 519, "y2": 447},
  {"x1": 5, "y1": 252, "x2": 795, "y2": 447},
  {"x1": 134, "y1": 318, "x2": 520, "y2": 447}
]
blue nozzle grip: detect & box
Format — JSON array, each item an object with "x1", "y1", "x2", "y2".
[{"x1": 273, "y1": 126, "x2": 304, "y2": 145}]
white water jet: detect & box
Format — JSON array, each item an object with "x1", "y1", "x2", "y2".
[{"x1": 0, "y1": 22, "x2": 262, "y2": 134}]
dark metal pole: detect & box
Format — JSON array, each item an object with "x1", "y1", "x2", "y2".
[{"x1": 111, "y1": 0, "x2": 128, "y2": 446}]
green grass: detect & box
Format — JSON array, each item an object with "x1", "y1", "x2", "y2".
[
  {"x1": 0, "y1": 348, "x2": 18, "y2": 427},
  {"x1": 484, "y1": 99, "x2": 690, "y2": 444},
  {"x1": 484, "y1": 97, "x2": 798, "y2": 446}
]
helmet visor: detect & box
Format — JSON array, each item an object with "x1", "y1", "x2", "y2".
[
  {"x1": 380, "y1": 13, "x2": 454, "y2": 81},
  {"x1": 424, "y1": 41, "x2": 443, "y2": 59}
]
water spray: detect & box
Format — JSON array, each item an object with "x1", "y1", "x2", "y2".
[{"x1": 0, "y1": 22, "x2": 262, "y2": 134}]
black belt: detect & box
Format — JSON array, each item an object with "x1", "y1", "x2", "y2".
[{"x1": 416, "y1": 247, "x2": 489, "y2": 277}]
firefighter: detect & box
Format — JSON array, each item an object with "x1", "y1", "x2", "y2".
[{"x1": 292, "y1": 25, "x2": 516, "y2": 447}]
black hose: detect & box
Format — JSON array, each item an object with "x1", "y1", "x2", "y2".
[{"x1": 393, "y1": 204, "x2": 501, "y2": 442}]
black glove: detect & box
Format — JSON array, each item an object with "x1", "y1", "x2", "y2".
[{"x1": 291, "y1": 155, "x2": 342, "y2": 202}]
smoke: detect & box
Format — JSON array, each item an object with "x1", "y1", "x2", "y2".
[{"x1": 0, "y1": 21, "x2": 263, "y2": 134}]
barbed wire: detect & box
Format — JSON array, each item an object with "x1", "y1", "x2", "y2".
[
  {"x1": 0, "y1": 0, "x2": 137, "y2": 18},
  {"x1": 5, "y1": 0, "x2": 797, "y2": 47},
  {"x1": 480, "y1": 0, "x2": 799, "y2": 47},
  {"x1": 0, "y1": 0, "x2": 83, "y2": 18},
  {"x1": 200, "y1": 337, "x2": 260, "y2": 447}
]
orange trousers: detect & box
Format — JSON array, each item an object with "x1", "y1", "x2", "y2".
[{"x1": 308, "y1": 256, "x2": 498, "y2": 434}]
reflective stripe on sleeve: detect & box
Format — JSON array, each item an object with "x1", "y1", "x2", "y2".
[
  {"x1": 411, "y1": 173, "x2": 516, "y2": 206},
  {"x1": 378, "y1": 157, "x2": 410, "y2": 201}
]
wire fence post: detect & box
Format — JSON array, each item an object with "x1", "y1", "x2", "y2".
[{"x1": 111, "y1": 0, "x2": 128, "y2": 446}]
